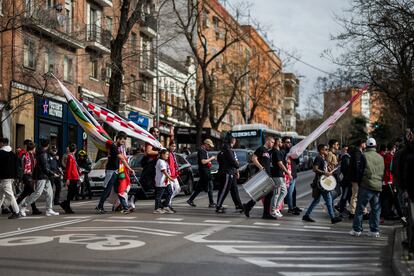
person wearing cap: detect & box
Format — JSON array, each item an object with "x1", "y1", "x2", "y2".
[
  {"x1": 350, "y1": 138, "x2": 384, "y2": 238},
  {"x1": 77, "y1": 150, "x2": 92, "y2": 200},
  {"x1": 187, "y1": 139, "x2": 216, "y2": 207}
]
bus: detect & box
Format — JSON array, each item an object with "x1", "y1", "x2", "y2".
[
  {"x1": 231, "y1": 124, "x2": 283, "y2": 150},
  {"x1": 282, "y1": 131, "x2": 306, "y2": 145}
]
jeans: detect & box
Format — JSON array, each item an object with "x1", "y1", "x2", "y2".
[
  {"x1": 287, "y1": 178, "x2": 296, "y2": 210},
  {"x1": 155, "y1": 186, "x2": 172, "y2": 210},
  {"x1": 0, "y1": 179, "x2": 19, "y2": 213},
  {"x1": 97, "y1": 170, "x2": 117, "y2": 209},
  {"x1": 272, "y1": 177, "x2": 287, "y2": 211},
  {"x1": 20, "y1": 179, "x2": 53, "y2": 211},
  {"x1": 305, "y1": 190, "x2": 335, "y2": 219},
  {"x1": 352, "y1": 186, "x2": 381, "y2": 233}
]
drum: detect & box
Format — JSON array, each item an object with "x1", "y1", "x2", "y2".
[
  {"x1": 243, "y1": 170, "x2": 276, "y2": 202},
  {"x1": 319, "y1": 175, "x2": 337, "y2": 192}
]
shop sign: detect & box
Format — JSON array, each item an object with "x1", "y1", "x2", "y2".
[
  {"x1": 128, "y1": 112, "x2": 149, "y2": 129},
  {"x1": 41, "y1": 99, "x2": 63, "y2": 118},
  {"x1": 231, "y1": 131, "x2": 258, "y2": 138}
]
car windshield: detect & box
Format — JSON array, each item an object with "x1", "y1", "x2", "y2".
[
  {"x1": 235, "y1": 151, "x2": 248, "y2": 164},
  {"x1": 93, "y1": 158, "x2": 107, "y2": 170},
  {"x1": 129, "y1": 154, "x2": 143, "y2": 168}
]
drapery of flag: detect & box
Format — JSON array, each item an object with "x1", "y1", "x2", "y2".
[
  {"x1": 287, "y1": 85, "x2": 369, "y2": 159},
  {"x1": 82, "y1": 100, "x2": 163, "y2": 149},
  {"x1": 53, "y1": 76, "x2": 113, "y2": 152}
]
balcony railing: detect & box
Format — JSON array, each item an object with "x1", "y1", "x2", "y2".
[
  {"x1": 139, "y1": 56, "x2": 156, "y2": 77},
  {"x1": 22, "y1": 7, "x2": 84, "y2": 49},
  {"x1": 86, "y1": 26, "x2": 111, "y2": 53},
  {"x1": 140, "y1": 14, "x2": 157, "y2": 37}
]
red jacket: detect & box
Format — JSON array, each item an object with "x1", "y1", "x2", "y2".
[
  {"x1": 64, "y1": 154, "x2": 79, "y2": 181},
  {"x1": 168, "y1": 152, "x2": 179, "y2": 178},
  {"x1": 383, "y1": 152, "x2": 393, "y2": 184}
]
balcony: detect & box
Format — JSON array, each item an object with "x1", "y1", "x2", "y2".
[
  {"x1": 91, "y1": 0, "x2": 113, "y2": 8},
  {"x1": 86, "y1": 26, "x2": 111, "y2": 54},
  {"x1": 22, "y1": 8, "x2": 84, "y2": 49},
  {"x1": 139, "y1": 56, "x2": 156, "y2": 78},
  {"x1": 140, "y1": 14, "x2": 157, "y2": 38}
]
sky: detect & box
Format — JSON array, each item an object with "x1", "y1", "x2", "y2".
[{"x1": 226, "y1": 0, "x2": 352, "y2": 115}]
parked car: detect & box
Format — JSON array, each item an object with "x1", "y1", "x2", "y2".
[
  {"x1": 129, "y1": 153, "x2": 196, "y2": 198},
  {"x1": 88, "y1": 157, "x2": 107, "y2": 195}
]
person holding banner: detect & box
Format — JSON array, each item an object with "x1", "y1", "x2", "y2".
[
  {"x1": 96, "y1": 131, "x2": 135, "y2": 214},
  {"x1": 302, "y1": 144, "x2": 342, "y2": 224},
  {"x1": 242, "y1": 136, "x2": 276, "y2": 219}
]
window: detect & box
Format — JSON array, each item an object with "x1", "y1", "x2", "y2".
[
  {"x1": 64, "y1": 0, "x2": 73, "y2": 33},
  {"x1": 202, "y1": 9, "x2": 210, "y2": 28},
  {"x1": 44, "y1": 49, "x2": 54, "y2": 73},
  {"x1": 89, "y1": 56, "x2": 98, "y2": 79},
  {"x1": 131, "y1": 32, "x2": 137, "y2": 52},
  {"x1": 106, "y1": 16, "x2": 113, "y2": 33},
  {"x1": 105, "y1": 63, "x2": 112, "y2": 82},
  {"x1": 25, "y1": 0, "x2": 34, "y2": 16},
  {"x1": 141, "y1": 76, "x2": 151, "y2": 100},
  {"x1": 87, "y1": 4, "x2": 102, "y2": 41},
  {"x1": 46, "y1": 0, "x2": 55, "y2": 9},
  {"x1": 64, "y1": 56, "x2": 73, "y2": 82},
  {"x1": 23, "y1": 39, "x2": 35, "y2": 69},
  {"x1": 131, "y1": 74, "x2": 137, "y2": 95}
]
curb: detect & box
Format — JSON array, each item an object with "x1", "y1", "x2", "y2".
[{"x1": 392, "y1": 227, "x2": 414, "y2": 276}]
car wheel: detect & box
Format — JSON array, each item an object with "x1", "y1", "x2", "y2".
[{"x1": 184, "y1": 178, "x2": 194, "y2": 195}]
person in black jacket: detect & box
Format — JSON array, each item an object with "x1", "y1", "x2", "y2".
[
  {"x1": 349, "y1": 139, "x2": 368, "y2": 218},
  {"x1": 338, "y1": 145, "x2": 352, "y2": 216},
  {"x1": 216, "y1": 134, "x2": 242, "y2": 213},
  {"x1": 0, "y1": 137, "x2": 21, "y2": 219},
  {"x1": 77, "y1": 150, "x2": 92, "y2": 200},
  {"x1": 49, "y1": 146, "x2": 63, "y2": 205},
  {"x1": 19, "y1": 139, "x2": 60, "y2": 217}
]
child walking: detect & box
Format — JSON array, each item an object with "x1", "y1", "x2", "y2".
[{"x1": 154, "y1": 149, "x2": 174, "y2": 214}]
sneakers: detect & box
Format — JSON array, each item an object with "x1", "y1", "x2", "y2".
[
  {"x1": 153, "y1": 208, "x2": 166, "y2": 214},
  {"x1": 120, "y1": 209, "x2": 130, "y2": 214},
  {"x1": 293, "y1": 207, "x2": 302, "y2": 212},
  {"x1": 349, "y1": 230, "x2": 362, "y2": 237},
  {"x1": 95, "y1": 206, "x2": 106, "y2": 214},
  {"x1": 243, "y1": 203, "x2": 251, "y2": 218},
  {"x1": 273, "y1": 210, "x2": 283, "y2": 218},
  {"x1": 331, "y1": 217, "x2": 342, "y2": 224},
  {"x1": 401, "y1": 217, "x2": 407, "y2": 226},
  {"x1": 164, "y1": 207, "x2": 175, "y2": 214},
  {"x1": 302, "y1": 215, "x2": 315, "y2": 222},
  {"x1": 215, "y1": 207, "x2": 226, "y2": 214},
  {"x1": 19, "y1": 206, "x2": 27, "y2": 217},
  {"x1": 288, "y1": 209, "x2": 301, "y2": 215},
  {"x1": 46, "y1": 209, "x2": 59, "y2": 216},
  {"x1": 186, "y1": 200, "x2": 196, "y2": 207},
  {"x1": 262, "y1": 214, "x2": 278, "y2": 220},
  {"x1": 367, "y1": 231, "x2": 380, "y2": 238},
  {"x1": 208, "y1": 203, "x2": 217, "y2": 208},
  {"x1": 8, "y1": 212, "x2": 22, "y2": 219}
]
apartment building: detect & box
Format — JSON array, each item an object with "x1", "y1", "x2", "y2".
[
  {"x1": 0, "y1": 0, "x2": 157, "y2": 159},
  {"x1": 282, "y1": 73, "x2": 299, "y2": 132}
]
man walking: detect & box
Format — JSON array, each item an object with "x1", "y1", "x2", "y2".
[
  {"x1": 243, "y1": 136, "x2": 276, "y2": 219},
  {"x1": 96, "y1": 131, "x2": 135, "y2": 213},
  {"x1": 349, "y1": 139, "x2": 368, "y2": 219},
  {"x1": 19, "y1": 139, "x2": 60, "y2": 217},
  {"x1": 187, "y1": 139, "x2": 216, "y2": 207},
  {"x1": 60, "y1": 143, "x2": 79, "y2": 214},
  {"x1": 282, "y1": 137, "x2": 301, "y2": 215},
  {"x1": 350, "y1": 138, "x2": 384, "y2": 237},
  {"x1": 302, "y1": 144, "x2": 342, "y2": 224},
  {"x1": 0, "y1": 137, "x2": 21, "y2": 219}
]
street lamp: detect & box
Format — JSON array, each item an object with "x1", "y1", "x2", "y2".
[{"x1": 155, "y1": 0, "x2": 169, "y2": 128}]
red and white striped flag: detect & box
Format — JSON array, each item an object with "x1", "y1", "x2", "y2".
[
  {"x1": 287, "y1": 85, "x2": 369, "y2": 159},
  {"x1": 83, "y1": 100, "x2": 163, "y2": 149}
]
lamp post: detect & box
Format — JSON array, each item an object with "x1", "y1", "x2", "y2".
[{"x1": 155, "y1": 0, "x2": 169, "y2": 128}]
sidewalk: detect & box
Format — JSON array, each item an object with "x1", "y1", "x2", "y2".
[{"x1": 392, "y1": 226, "x2": 414, "y2": 276}]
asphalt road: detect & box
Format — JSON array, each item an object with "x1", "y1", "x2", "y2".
[{"x1": 0, "y1": 170, "x2": 398, "y2": 276}]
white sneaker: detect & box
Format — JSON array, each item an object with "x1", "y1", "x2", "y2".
[
  {"x1": 129, "y1": 196, "x2": 136, "y2": 209},
  {"x1": 46, "y1": 209, "x2": 59, "y2": 216},
  {"x1": 164, "y1": 207, "x2": 175, "y2": 214},
  {"x1": 19, "y1": 207, "x2": 27, "y2": 217},
  {"x1": 274, "y1": 210, "x2": 283, "y2": 218},
  {"x1": 367, "y1": 231, "x2": 380, "y2": 238},
  {"x1": 153, "y1": 208, "x2": 166, "y2": 214},
  {"x1": 349, "y1": 230, "x2": 362, "y2": 237}
]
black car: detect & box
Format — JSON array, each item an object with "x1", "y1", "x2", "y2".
[{"x1": 129, "y1": 153, "x2": 195, "y2": 198}]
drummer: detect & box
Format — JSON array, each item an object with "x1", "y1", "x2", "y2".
[
  {"x1": 302, "y1": 144, "x2": 343, "y2": 224},
  {"x1": 242, "y1": 136, "x2": 276, "y2": 219}
]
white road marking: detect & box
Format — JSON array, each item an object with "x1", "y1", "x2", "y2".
[
  {"x1": 279, "y1": 273, "x2": 375, "y2": 276},
  {"x1": 63, "y1": 216, "x2": 92, "y2": 219},
  {"x1": 156, "y1": 218, "x2": 184, "y2": 221},
  {"x1": 253, "y1": 222, "x2": 280, "y2": 226},
  {"x1": 184, "y1": 225, "x2": 262, "y2": 244},
  {"x1": 241, "y1": 258, "x2": 381, "y2": 269},
  {"x1": 0, "y1": 219, "x2": 90, "y2": 239},
  {"x1": 54, "y1": 226, "x2": 183, "y2": 236},
  {"x1": 304, "y1": 225, "x2": 331, "y2": 230},
  {"x1": 108, "y1": 216, "x2": 136, "y2": 220},
  {"x1": 19, "y1": 217, "x2": 44, "y2": 219},
  {"x1": 204, "y1": 220, "x2": 231, "y2": 224}
]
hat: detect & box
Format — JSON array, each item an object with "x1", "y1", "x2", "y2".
[
  {"x1": 367, "y1": 138, "x2": 377, "y2": 147},
  {"x1": 204, "y1": 139, "x2": 214, "y2": 148}
]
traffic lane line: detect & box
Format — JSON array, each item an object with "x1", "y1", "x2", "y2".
[{"x1": 0, "y1": 219, "x2": 90, "y2": 239}]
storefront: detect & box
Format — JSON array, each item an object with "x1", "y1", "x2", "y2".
[
  {"x1": 34, "y1": 96, "x2": 83, "y2": 156},
  {"x1": 175, "y1": 127, "x2": 222, "y2": 150}
]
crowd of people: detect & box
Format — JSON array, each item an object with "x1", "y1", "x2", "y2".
[{"x1": 1, "y1": 127, "x2": 413, "y2": 241}]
